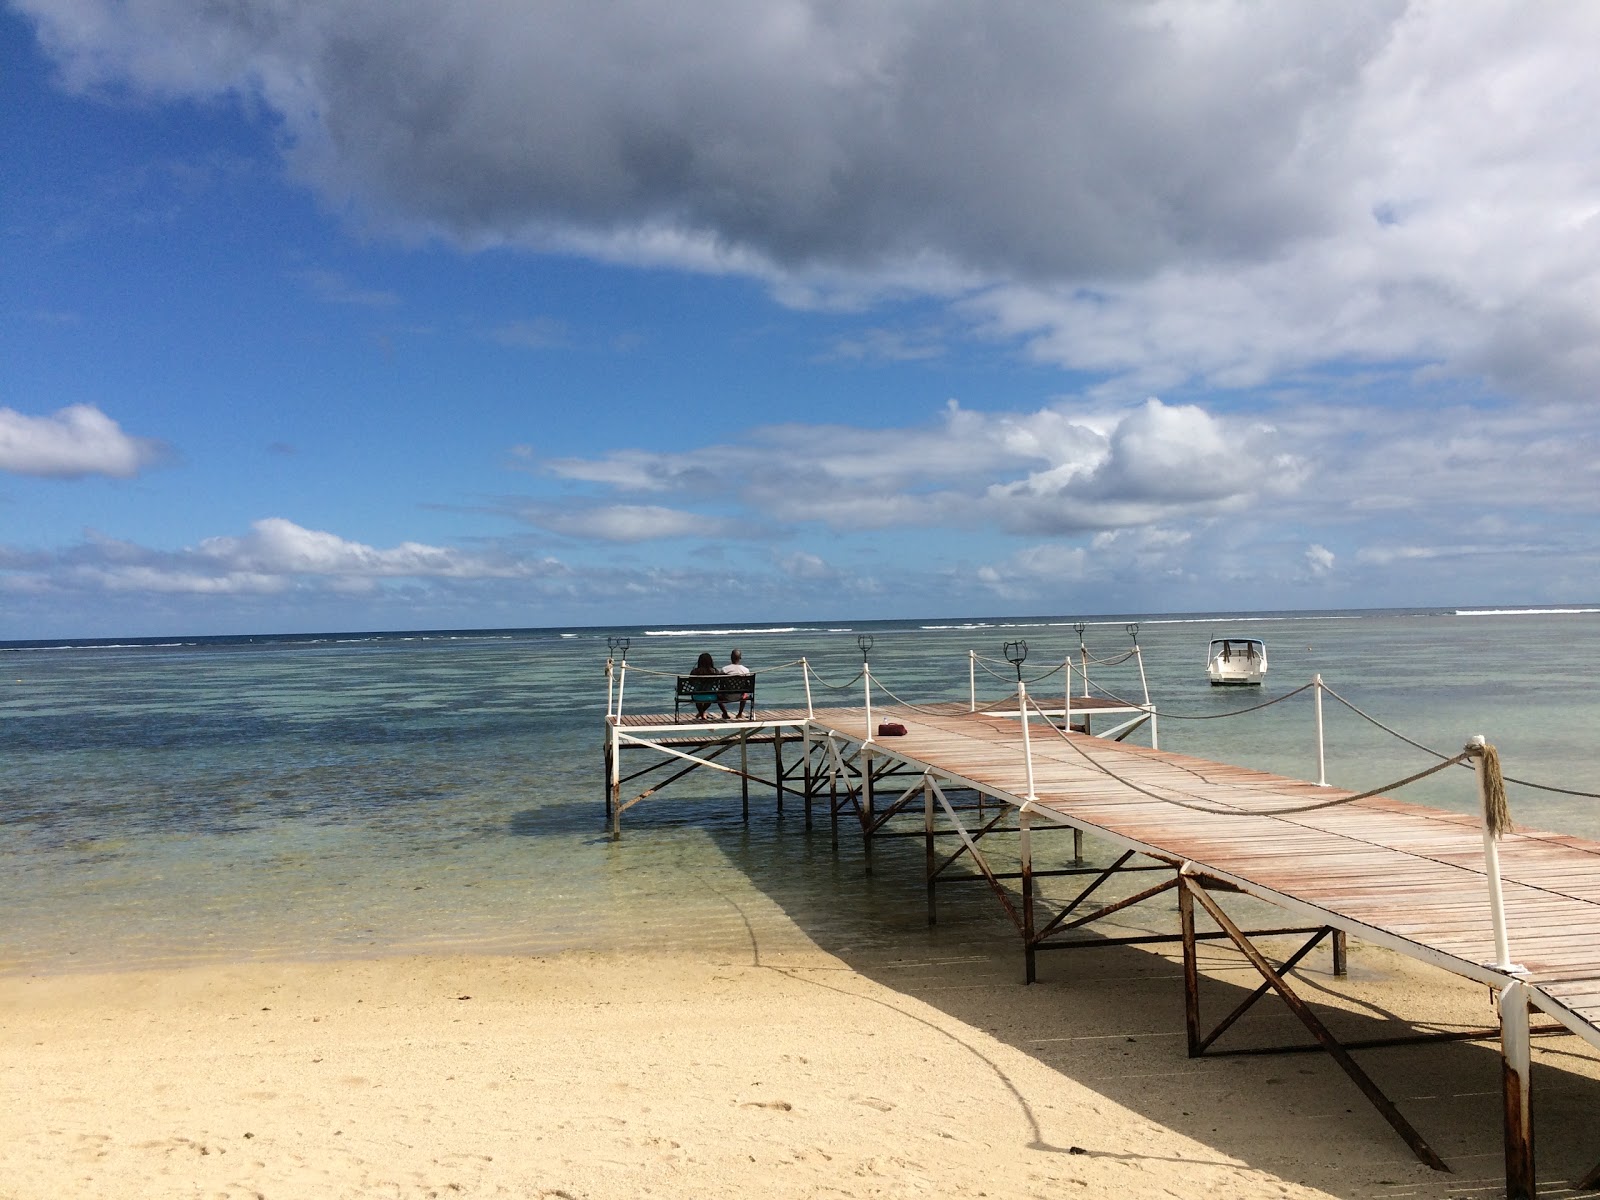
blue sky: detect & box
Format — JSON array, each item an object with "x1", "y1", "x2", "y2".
[{"x1": 4, "y1": 2, "x2": 1599, "y2": 638}]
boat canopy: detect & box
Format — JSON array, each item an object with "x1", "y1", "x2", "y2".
[{"x1": 1209, "y1": 637, "x2": 1265, "y2": 655}]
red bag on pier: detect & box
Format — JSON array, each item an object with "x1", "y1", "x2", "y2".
[{"x1": 877, "y1": 722, "x2": 907, "y2": 737}]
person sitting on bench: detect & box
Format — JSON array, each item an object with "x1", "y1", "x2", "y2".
[
  {"x1": 722, "y1": 648, "x2": 753, "y2": 718},
  {"x1": 689, "y1": 651, "x2": 728, "y2": 720}
]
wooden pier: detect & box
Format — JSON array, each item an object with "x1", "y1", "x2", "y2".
[{"x1": 603, "y1": 693, "x2": 1600, "y2": 1198}]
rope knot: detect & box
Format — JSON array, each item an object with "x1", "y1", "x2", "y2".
[{"x1": 1466, "y1": 739, "x2": 1514, "y2": 837}]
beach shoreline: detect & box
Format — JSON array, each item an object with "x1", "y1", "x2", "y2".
[{"x1": 6, "y1": 938, "x2": 1597, "y2": 1200}]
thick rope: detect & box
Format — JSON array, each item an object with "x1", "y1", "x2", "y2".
[
  {"x1": 1082, "y1": 679, "x2": 1317, "y2": 720},
  {"x1": 1468, "y1": 740, "x2": 1514, "y2": 837},
  {"x1": 867, "y1": 677, "x2": 976, "y2": 717},
  {"x1": 971, "y1": 658, "x2": 1066, "y2": 686},
  {"x1": 804, "y1": 665, "x2": 867, "y2": 692},
  {"x1": 1321, "y1": 683, "x2": 1600, "y2": 800},
  {"x1": 1024, "y1": 691, "x2": 1474, "y2": 817}
]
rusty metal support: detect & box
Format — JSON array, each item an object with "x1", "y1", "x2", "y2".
[
  {"x1": 930, "y1": 805, "x2": 1015, "y2": 878},
  {"x1": 924, "y1": 775, "x2": 937, "y2": 926},
  {"x1": 1333, "y1": 928, "x2": 1348, "y2": 976},
  {"x1": 1190, "y1": 929, "x2": 1332, "y2": 1055},
  {"x1": 1021, "y1": 807, "x2": 1036, "y2": 984},
  {"x1": 801, "y1": 727, "x2": 813, "y2": 827},
  {"x1": 1181, "y1": 870, "x2": 1449, "y2": 1173},
  {"x1": 740, "y1": 730, "x2": 750, "y2": 819},
  {"x1": 1035, "y1": 874, "x2": 1178, "y2": 943},
  {"x1": 774, "y1": 729, "x2": 784, "y2": 814},
  {"x1": 1179, "y1": 866, "x2": 1200, "y2": 1056},
  {"x1": 1576, "y1": 1156, "x2": 1600, "y2": 1191},
  {"x1": 1035, "y1": 849, "x2": 1138, "y2": 931},
  {"x1": 931, "y1": 780, "x2": 1026, "y2": 936},
  {"x1": 603, "y1": 731, "x2": 615, "y2": 828},
  {"x1": 1500, "y1": 980, "x2": 1535, "y2": 1200},
  {"x1": 861, "y1": 745, "x2": 874, "y2": 870}
]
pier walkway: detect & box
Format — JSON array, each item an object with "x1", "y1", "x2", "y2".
[{"x1": 604, "y1": 687, "x2": 1600, "y2": 1198}]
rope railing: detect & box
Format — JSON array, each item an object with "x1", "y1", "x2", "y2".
[
  {"x1": 1085, "y1": 679, "x2": 1319, "y2": 721},
  {"x1": 804, "y1": 665, "x2": 867, "y2": 692},
  {"x1": 971, "y1": 656, "x2": 1067, "y2": 686},
  {"x1": 1024, "y1": 687, "x2": 1473, "y2": 818},
  {"x1": 1319, "y1": 682, "x2": 1600, "y2": 801}
]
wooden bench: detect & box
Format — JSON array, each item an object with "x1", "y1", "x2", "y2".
[{"x1": 674, "y1": 673, "x2": 756, "y2": 721}]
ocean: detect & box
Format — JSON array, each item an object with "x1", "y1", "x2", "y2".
[{"x1": 4, "y1": 607, "x2": 1598, "y2": 976}]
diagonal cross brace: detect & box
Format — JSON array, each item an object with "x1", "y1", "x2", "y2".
[
  {"x1": 931, "y1": 777, "x2": 1026, "y2": 935},
  {"x1": 1181, "y1": 868, "x2": 1449, "y2": 1173}
]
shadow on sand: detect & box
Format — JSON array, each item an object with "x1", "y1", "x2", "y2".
[{"x1": 610, "y1": 785, "x2": 1600, "y2": 1200}]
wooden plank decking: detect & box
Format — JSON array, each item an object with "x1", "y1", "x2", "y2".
[{"x1": 796, "y1": 702, "x2": 1600, "y2": 1051}]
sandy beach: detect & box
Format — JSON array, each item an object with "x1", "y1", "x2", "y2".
[{"x1": 5, "y1": 930, "x2": 1598, "y2": 1200}]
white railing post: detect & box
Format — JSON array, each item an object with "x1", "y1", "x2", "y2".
[
  {"x1": 616, "y1": 660, "x2": 628, "y2": 718},
  {"x1": 802, "y1": 656, "x2": 814, "y2": 719},
  {"x1": 1018, "y1": 679, "x2": 1037, "y2": 801},
  {"x1": 1135, "y1": 645, "x2": 1151, "y2": 707},
  {"x1": 863, "y1": 661, "x2": 874, "y2": 743},
  {"x1": 969, "y1": 650, "x2": 976, "y2": 712},
  {"x1": 1063, "y1": 661, "x2": 1072, "y2": 732},
  {"x1": 1314, "y1": 673, "x2": 1327, "y2": 787},
  {"x1": 1080, "y1": 644, "x2": 1090, "y2": 698},
  {"x1": 1473, "y1": 734, "x2": 1514, "y2": 971},
  {"x1": 605, "y1": 657, "x2": 615, "y2": 719}
]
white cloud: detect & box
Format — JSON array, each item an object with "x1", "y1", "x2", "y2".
[
  {"x1": 514, "y1": 503, "x2": 751, "y2": 542},
  {"x1": 195, "y1": 517, "x2": 530, "y2": 579},
  {"x1": 0, "y1": 404, "x2": 167, "y2": 479},
  {"x1": 543, "y1": 397, "x2": 1295, "y2": 537},
  {"x1": 19, "y1": 1, "x2": 1600, "y2": 402},
  {"x1": 1305, "y1": 544, "x2": 1335, "y2": 577}
]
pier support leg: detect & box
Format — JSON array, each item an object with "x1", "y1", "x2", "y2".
[
  {"x1": 1332, "y1": 928, "x2": 1348, "y2": 977},
  {"x1": 1179, "y1": 870, "x2": 1201, "y2": 1057},
  {"x1": 1500, "y1": 980, "x2": 1536, "y2": 1200},
  {"x1": 829, "y1": 741, "x2": 840, "y2": 851},
  {"x1": 740, "y1": 731, "x2": 750, "y2": 822},
  {"x1": 924, "y1": 776, "x2": 937, "y2": 926},
  {"x1": 1184, "y1": 871, "x2": 1449, "y2": 1173},
  {"x1": 608, "y1": 724, "x2": 622, "y2": 839},
  {"x1": 1021, "y1": 808, "x2": 1036, "y2": 984},
  {"x1": 603, "y1": 737, "x2": 614, "y2": 828},
  {"x1": 774, "y1": 731, "x2": 784, "y2": 815},
  {"x1": 862, "y1": 747, "x2": 874, "y2": 872},
  {"x1": 1073, "y1": 827, "x2": 1084, "y2": 866},
  {"x1": 802, "y1": 728, "x2": 814, "y2": 829}
]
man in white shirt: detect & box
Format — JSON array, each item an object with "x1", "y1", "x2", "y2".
[{"x1": 722, "y1": 648, "x2": 753, "y2": 718}]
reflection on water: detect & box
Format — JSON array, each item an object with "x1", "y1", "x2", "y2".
[{"x1": 2, "y1": 611, "x2": 1597, "y2": 974}]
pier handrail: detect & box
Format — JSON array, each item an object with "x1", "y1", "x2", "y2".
[{"x1": 1020, "y1": 686, "x2": 1474, "y2": 818}]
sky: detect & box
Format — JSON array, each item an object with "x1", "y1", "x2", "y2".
[{"x1": 3, "y1": 1, "x2": 1599, "y2": 639}]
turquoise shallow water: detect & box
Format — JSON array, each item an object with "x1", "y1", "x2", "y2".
[{"x1": 3, "y1": 609, "x2": 1598, "y2": 975}]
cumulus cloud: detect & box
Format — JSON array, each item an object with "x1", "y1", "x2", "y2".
[
  {"x1": 0, "y1": 404, "x2": 168, "y2": 479},
  {"x1": 18, "y1": 1, "x2": 1600, "y2": 401},
  {"x1": 4, "y1": 519, "x2": 540, "y2": 600},
  {"x1": 542, "y1": 397, "x2": 1297, "y2": 536},
  {"x1": 1305, "y1": 544, "x2": 1336, "y2": 577}
]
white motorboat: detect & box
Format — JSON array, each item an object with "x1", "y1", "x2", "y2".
[{"x1": 1207, "y1": 637, "x2": 1267, "y2": 686}]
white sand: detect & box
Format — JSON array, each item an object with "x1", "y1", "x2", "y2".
[{"x1": 5, "y1": 937, "x2": 1597, "y2": 1199}]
